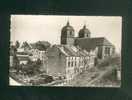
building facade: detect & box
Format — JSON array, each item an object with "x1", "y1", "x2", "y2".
[
  {"x1": 29, "y1": 49, "x2": 46, "y2": 61},
  {"x1": 46, "y1": 45, "x2": 96, "y2": 81}
]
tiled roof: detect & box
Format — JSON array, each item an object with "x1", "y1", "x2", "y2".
[
  {"x1": 75, "y1": 37, "x2": 114, "y2": 52},
  {"x1": 60, "y1": 45, "x2": 89, "y2": 57},
  {"x1": 79, "y1": 50, "x2": 89, "y2": 56},
  {"x1": 57, "y1": 46, "x2": 69, "y2": 56},
  {"x1": 49, "y1": 45, "x2": 90, "y2": 57},
  {"x1": 63, "y1": 45, "x2": 78, "y2": 56}
]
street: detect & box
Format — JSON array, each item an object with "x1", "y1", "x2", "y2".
[{"x1": 66, "y1": 66, "x2": 117, "y2": 87}]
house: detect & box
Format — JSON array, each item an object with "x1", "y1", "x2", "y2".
[
  {"x1": 46, "y1": 45, "x2": 95, "y2": 81},
  {"x1": 16, "y1": 47, "x2": 29, "y2": 65},
  {"x1": 17, "y1": 48, "x2": 25, "y2": 52},
  {"x1": 29, "y1": 49, "x2": 46, "y2": 61},
  {"x1": 18, "y1": 43, "x2": 47, "y2": 62},
  {"x1": 17, "y1": 54, "x2": 29, "y2": 65},
  {"x1": 28, "y1": 48, "x2": 48, "y2": 72}
]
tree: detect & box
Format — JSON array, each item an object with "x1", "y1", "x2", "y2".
[
  {"x1": 36, "y1": 58, "x2": 42, "y2": 65},
  {"x1": 10, "y1": 45, "x2": 17, "y2": 55},
  {"x1": 13, "y1": 54, "x2": 20, "y2": 73},
  {"x1": 27, "y1": 58, "x2": 33, "y2": 65},
  {"x1": 15, "y1": 41, "x2": 20, "y2": 49},
  {"x1": 35, "y1": 41, "x2": 51, "y2": 51},
  {"x1": 21, "y1": 58, "x2": 42, "y2": 76}
]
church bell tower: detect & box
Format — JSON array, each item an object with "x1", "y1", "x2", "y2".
[
  {"x1": 78, "y1": 25, "x2": 91, "y2": 38},
  {"x1": 61, "y1": 21, "x2": 75, "y2": 45}
]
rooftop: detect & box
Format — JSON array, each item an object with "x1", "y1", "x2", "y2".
[{"x1": 75, "y1": 37, "x2": 115, "y2": 52}]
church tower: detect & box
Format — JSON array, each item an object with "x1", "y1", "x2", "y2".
[
  {"x1": 61, "y1": 21, "x2": 75, "y2": 45},
  {"x1": 78, "y1": 25, "x2": 91, "y2": 38}
]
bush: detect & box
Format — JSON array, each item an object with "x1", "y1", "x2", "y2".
[
  {"x1": 20, "y1": 59, "x2": 43, "y2": 76},
  {"x1": 98, "y1": 55, "x2": 121, "y2": 68}
]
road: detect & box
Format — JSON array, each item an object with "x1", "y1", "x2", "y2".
[
  {"x1": 66, "y1": 66, "x2": 116, "y2": 87},
  {"x1": 86, "y1": 66, "x2": 116, "y2": 86}
]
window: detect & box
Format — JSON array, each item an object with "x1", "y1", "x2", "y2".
[
  {"x1": 105, "y1": 47, "x2": 110, "y2": 55},
  {"x1": 75, "y1": 61, "x2": 76, "y2": 66},
  {"x1": 68, "y1": 61, "x2": 70, "y2": 67},
  {"x1": 71, "y1": 61, "x2": 73, "y2": 67}
]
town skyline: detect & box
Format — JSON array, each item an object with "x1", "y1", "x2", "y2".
[
  {"x1": 10, "y1": 15, "x2": 121, "y2": 86},
  {"x1": 10, "y1": 15, "x2": 122, "y2": 53}
]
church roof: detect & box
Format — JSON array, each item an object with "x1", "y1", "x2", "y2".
[
  {"x1": 63, "y1": 45, "x2": 89, "y2": 57},
  {"x1": 75, "y1": 37, "x2": 115, "y2": 52},
  {"x1": 61, "y1": 21, "x2": 74, "y2": 34},
  {"x1": 79, "y1": 25, "x2": 91, "y2": 37},
  {"x1": 50, "y1": 45, "x2": 89, "y2": 57}
]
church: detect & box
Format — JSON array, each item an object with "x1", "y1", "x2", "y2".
[
  {"x1": 61, "y1": 21, "x2": 115, "y2": 60},
  {"x1": 46, "y1": 21, "x2": 115, "y2": 81}
]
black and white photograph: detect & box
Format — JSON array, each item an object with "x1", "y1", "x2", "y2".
[{"x1": 9, "y1": 15, "x2": 122, "y2": 87}]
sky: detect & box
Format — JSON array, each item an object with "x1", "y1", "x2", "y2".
[{"x1": 10, "y1": 15, "x2": 122, "y2": 53}]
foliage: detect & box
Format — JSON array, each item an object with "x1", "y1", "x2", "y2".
[
  {"x1": 98, "y1": 55, "x2": 121, "y2": 68},
  {"x1": 13, "y1": 55, "x2": 20, "y2": 73},
  {"x1": 10, "y1": 45, "x2": 17, "y2": 55},
  {"x1": 36, "y1": 58, "x2": 42, "y2": 65},
  {"x1": 35, "y1": 41, "x2": 51, "y2": 51},
  {"x1": 21, "y1": 58, "x2": 43, "y2": 76}
]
